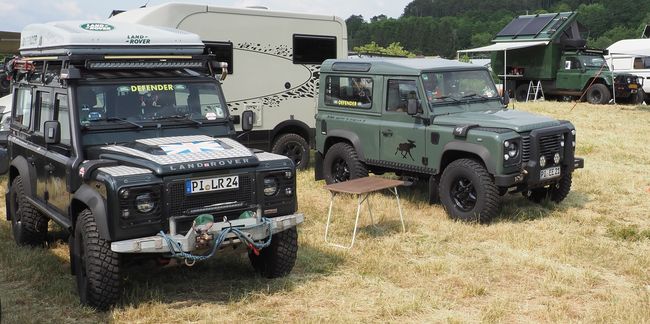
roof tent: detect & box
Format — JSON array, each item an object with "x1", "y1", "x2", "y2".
[{"x1": 19, "y1": 21, "x2": 204, "y2": 56}]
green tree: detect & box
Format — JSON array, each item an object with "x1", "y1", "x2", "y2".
[{"x1": 353, "y1": 42, "x2": 416, "y2": 57}]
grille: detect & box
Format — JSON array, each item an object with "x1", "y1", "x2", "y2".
[
  {"x1": 521, "y1": 136, "x2": 531, "y2": 163},
  {"x1": 539, "y1": 134, "x2": 563, "y2": 162},
  {"x1": 166, "y1": 175, "x2": 255, "y2": 216}
]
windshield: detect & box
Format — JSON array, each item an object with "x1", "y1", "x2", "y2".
[
  {"x1": 582, "y1": 56, "x2": 606, "y2": 68},
  {"x1": 76, "y1": 81, "x2": 227, "y2": 127},
  {"x1": 422, "y1": 70, "x2": 498, "y2": 106}
]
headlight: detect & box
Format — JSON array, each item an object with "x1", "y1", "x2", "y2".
[
  {"x1": 135, "y1": 192, "x2": 156, "y2": 213},
  {"x1": 503, "y1": 140, "x2": 519, "y2": 160},
  {"x1": 263, "y1": 177, "x2": 279, "y2": 196}
]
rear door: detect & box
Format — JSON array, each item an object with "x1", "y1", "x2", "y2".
[{"x1": 44, "y1": 92, "x2": 72, "y2": 214}]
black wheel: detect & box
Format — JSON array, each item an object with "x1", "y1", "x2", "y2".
[
  {"x1": 439, "y1": 159, "x2": 499, "y2": 222},
  {"x1": 515, "y1": 84, "x2": 529, "y2": 102},
  {"x1": 323, "y1": 142, "x2": 368, "y2": 184},
  {"x1": 73, "y1": 209, "x2": 121, "y2": 310},
  {"x1": 249, "y1": 227, "x2": 298, "y2": 278},
  {"x1": 9, "y1": 176, "x2": 48, "y2": 246},
  {"x1": 428, "y1": 175, "x2": 440, "y2": 204},
  {"x1": 585, "y1": 84, "x2": 611, "y2": 104},
  {"x1": 271, "y1": 133, "x2": 310, "y2": 170}
]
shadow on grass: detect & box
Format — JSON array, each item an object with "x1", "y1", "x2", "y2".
[{"x1": 118, "y1": 241, "x2": 344, "y2": 309}]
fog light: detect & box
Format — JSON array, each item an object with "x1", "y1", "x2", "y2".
[
  {"x1": 284, "y1": 171, "x2": 293, "y2": 179},
  {"x1": 554, "y1": 153, "x2": 561, "y2": 164},
  {"x1": 539, "y1": 155, "x2": 547, "y2": 168}
]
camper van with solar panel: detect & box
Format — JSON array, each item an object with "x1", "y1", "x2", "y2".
[
  {"x1": 460, "y1": 12, "x2": 643, "y2": 104},
  {"x1": 109, "y1": 3, "x2": 348, "y2": 169},
  {"x1": 3, "y1": 20, "x2": 303, "y2": 310}
]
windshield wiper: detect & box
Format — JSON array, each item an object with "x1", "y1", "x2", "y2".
[
  {"x1": 105, "y1": 117, "x2": 144, "y2": 129},
  {"x1": 461, "y1": 93, "x2": 490, "y2": 100},
  {"x1": 432, "y1": 95, "x2": 461, "y2": 104},
  {"x1": 152, "y1": 114, "x2": 203, "y2": 126}
]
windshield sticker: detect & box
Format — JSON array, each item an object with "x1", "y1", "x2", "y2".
[
  {"x1": 80, "y1": 23, "x2": 114, "y2": 31},
  {"x1": 159, "y1": 141, "x2": 225, "y2": 155},
  {"x1": 205, "y1": 112, "x2": 217, "y2": 120},
  {"x1": 333, "y1": 99, "x2": 370, "y2": 108},
  {"x1": 130, "y1": 84, "x2": 174, "y2": 92}
]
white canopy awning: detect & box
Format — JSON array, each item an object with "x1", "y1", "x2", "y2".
[{"x1": 458, "y1": 41, "x2": 549, "y2": 53}]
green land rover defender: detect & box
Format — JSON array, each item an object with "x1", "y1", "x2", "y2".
[{"x1": 315, "y1": 58, "x2": 584, "y2": 222}]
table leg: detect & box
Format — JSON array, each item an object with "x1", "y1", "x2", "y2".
[
  {"x1": 324, "y1": 191, "x2": 336, "y2": 244},
  {"x1": 391, "y1": 187, "x2": 406, "y2": 233},
  {"x1": 325, "y1": 193, "x2": 365, "y2": 249}
]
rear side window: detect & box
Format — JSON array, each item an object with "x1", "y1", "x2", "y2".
[
  {"x1": 324, "y1": 76, "x2": 373, "y2": 109},
  {"x1": 35, "y1": 91, "x2": 52, "y2": 132},
  {"x1": 56, "y1": 94, "x2": 71, "y2": 146},
  {"x1": 13, "y1": 88, "x2": 33, "y2": 128},
  {"x1": 293, "y1": 34, "x2": 336, "y2": 64}
]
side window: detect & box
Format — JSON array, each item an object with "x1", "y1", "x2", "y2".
[
  {"x1": 34, "y1": 91, "x2": 52, "y2": 133},
  {"x1": 645, "y1": 58, "x2": 650, "y2": 69},
  {"x1": 386, "y1": 80, "x2": 418, "y2": 112},
  {"x1": 324, "y1": 76, "x2": 373, "y2": 109},
  {"x1": 13, "y1": 88, "x2": 33, "y2": 128},
  {"x1": 204, "y1": 42, "x2": 233, "y2": 74},
  {"x1": 55, "y1": 94, "x2": 71, "y2": 146},
  {"x1": 634, "y1": 57, "x2": 644, "y2": 69},
  {"x1": 293, "y1": 34, "x2": 337, "y2": 64}
]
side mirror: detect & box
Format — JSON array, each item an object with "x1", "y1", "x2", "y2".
[
  {"x1": 501, "y1": 94, "x2": 510, "y2": 107},
  {"x1": 44, "y1": 120, "x2": 61, "y2": 144},
  {"x1": 407, "y1": 98, "x2": 418, "y2": 115},
  {"x1": 241, "y1": 110, "x2": 254, "y2": 132}
]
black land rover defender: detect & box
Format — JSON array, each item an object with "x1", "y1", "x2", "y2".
[{"x1": 2, "y1": 21, "x2": 303, "y2": 310}]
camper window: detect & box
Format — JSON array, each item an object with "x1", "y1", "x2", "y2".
[
  {"x1": 204, "y1": 42, "x2": 233, "y2": 74},
  {"x1": 293, "y1": 34, "x2": 337, "y2": 64}
]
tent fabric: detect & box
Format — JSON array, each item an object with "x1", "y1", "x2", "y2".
[
  {"x1": 607, "y1": 39, "x2": 650, "y2": 56},
  {"x1": 457, "y1": 41, "x2": 549, "y2": 53}
]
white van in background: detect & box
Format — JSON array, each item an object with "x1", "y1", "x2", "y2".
[
  {"x1": 606, "y1": 39, "x2": 650, "y2": 104},
  {"x1": 110, "y1": 3, "x2": 348, "y2": 169}
]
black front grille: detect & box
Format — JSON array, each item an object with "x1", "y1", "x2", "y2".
[
  {"x1": 539, "y1": 134, "x2": 562, "y2": 162},
  {"x1": 521, "y1": 135, "x2": 531, "y2": 163},
  {"x1": 166, "y1": 175, "x2": 255, "y2": 217}
]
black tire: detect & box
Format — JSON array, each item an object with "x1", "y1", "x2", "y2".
[
  {"x1": 585, "y1": 84, "x2": 611, "y2": 104},
  {"x1": 73, "y1": 209, "x2": 121, "y2": 310},
  {"x1": 549, "y1": 173, "x2": 572, "y2": 203},
  {"x1": 249, "y1": 227, "x2": 298, "y2": 278},
  {"x1": 323, "y1": 142, "x2": 368, "y2": 184},
  {"x1": 271, "y1": 133, "x2": 310, "y2": 170},
  {"x1": 428, "y1": 175, "x2": 440, "y2": 204},
  {"x1": 515, "y1": 84, "x2": 529, "y2": 102},
  {"x1": 9, "y1": 176, "x2": 48, "y2": 246},
  {"x1": 439, "y1": 159, "x2": 499, "y2": 222}
]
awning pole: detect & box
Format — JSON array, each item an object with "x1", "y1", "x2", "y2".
[{"x1": 504, "y1": 49, "x2": 507, "y2": 99}]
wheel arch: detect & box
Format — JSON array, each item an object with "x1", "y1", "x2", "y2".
[
  {"x1": 271, "y1": 120, "x2": 312, "y2": 147},
  {"x1": 322, "y1": 129, "x2": 366, "y2": 161},
  {"x1": 438, "y1": 143, "x2": 495, "y2": 175},
  {"x1": 71, "y1": 184, "x2": 111, "y2": 241}
]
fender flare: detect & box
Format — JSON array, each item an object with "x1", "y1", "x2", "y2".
[
  {"x1": 324, "y1": 129, "x2": 366, "y2": 161},
  {"x1": 71, "y1": 184, "x2": 111, "y2": 240},
  {"x1": 440, "y1": 141, "x2": 496, "y2": 174},
  {"x1": 271, "y1": 119, "x2": 313, "y2": 145},
  {"x1": 10, "y1": 155, "x2": 35, "y2": 196}
]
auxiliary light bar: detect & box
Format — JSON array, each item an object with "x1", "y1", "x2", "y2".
[{"x1": 85, "y1": 60, "x2": 205, "y2": 70}]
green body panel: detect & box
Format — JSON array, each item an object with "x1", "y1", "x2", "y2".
[{"x1": 492, "y1": 44, "x2": 561, "y2": 80}]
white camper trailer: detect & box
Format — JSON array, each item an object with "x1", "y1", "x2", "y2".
[
  {"x1": 110, "y1": 3, "x2": 348, "y2": 168},
  {"x1": 606, "y1": 39, "x2": 650, "y2": 104}
]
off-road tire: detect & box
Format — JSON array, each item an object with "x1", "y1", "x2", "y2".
[
  {"x1": 73, "y1": 209, "x2": 121, "y2": 310},
  {"x1": 323, "y1": 142, "x2": 368, "y2": 184},
  {"x1": 249, "y1": 227, "x2": 298, "y2": 278},
  {"x1": 585, "y1": 84, "x2": 611, "y2": 105},
  {"x1": 439, "y1": 159, "x2": 499, "y2": 222},
  {"x1": 515, "y1": 84, "x2": 529, "y2": 102},
  {"x1": 272, "y1": 133, "x2": 310, "y2": 170},
  {"x1": 9, "y1": 176, "x2": 48, "y2": 246},
  {"x1": 549, "y1": 173, "x2": 572, "y2": 203}
]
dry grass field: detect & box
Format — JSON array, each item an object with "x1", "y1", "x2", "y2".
[{"x1": 1, "y1": 101, "x2": 649, "y2": 323}]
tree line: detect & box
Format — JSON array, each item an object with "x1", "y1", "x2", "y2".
[{"x1": 347, "y1": 0, "x2": 650, "y2": 57}]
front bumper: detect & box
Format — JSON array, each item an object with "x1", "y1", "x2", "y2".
[
  {"x1": 495, "y1": 157, "x2": 584, "y2": 187},
  {"x1": 111, "y1": 213, "x2": 304, "y2": 253}
]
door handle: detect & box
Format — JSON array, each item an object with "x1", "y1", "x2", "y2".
[{"x1": 382, "y1": 129, "x2": 393, "y2": 137}]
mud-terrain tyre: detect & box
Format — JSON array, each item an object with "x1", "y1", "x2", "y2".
[
  {"x1": 515, "y1": 84, "x2": 529, "y2": 102},
  {"x1": 9, "y1": 176, "x2": 48, "y2": 246},
  {"x1": 323, "y1": 142, "x2": 368, "y2": 184},
  {"x1": 272, "y1": 133, "x2": 310, "y2": 170},
  {"x1": 73, "y1": 209, "x2": 121, "y2": 310},
  {"x1": 439, "y1": 159, "x2": 499, "y2": 223},
  {"x1": 249, "y1": 227, "x2": 298, "y2": 278},
  {"x1": 585, "y1": 84, "x2": 611, "y2": 104}
]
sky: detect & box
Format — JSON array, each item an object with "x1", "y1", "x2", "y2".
[{"x1": 0, "y1": 0, "x2": 412, "y2": 32}]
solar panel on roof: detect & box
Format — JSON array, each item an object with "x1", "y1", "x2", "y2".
[
  {"x1": 518, "y1": 15, "x2": 555, "y2": 35},
  {"x1": 497, "y1": 17, "x2": 533, "y2": 36}
]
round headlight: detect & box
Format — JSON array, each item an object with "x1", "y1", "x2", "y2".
[
  {"x1": 135, "y1": 192, "x2": 155, "y2": 213},
  {"x1": 554, "y1": 153, "x2": 561, "y2": 164},
  {"x1": 263, "y1": 177, "x2": 279, "y2": 196},
  {"x1": 539, "y1": 155, "x2": 547, "y2": 168}
]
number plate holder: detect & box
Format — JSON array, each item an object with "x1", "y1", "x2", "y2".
[{"x1": 185, "y1": 175, "x2": 239, "y2": 195}]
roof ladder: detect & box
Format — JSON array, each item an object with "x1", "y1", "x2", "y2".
[{"x1": 526, "y1": 80, "x2": 545, "y2": 102}]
